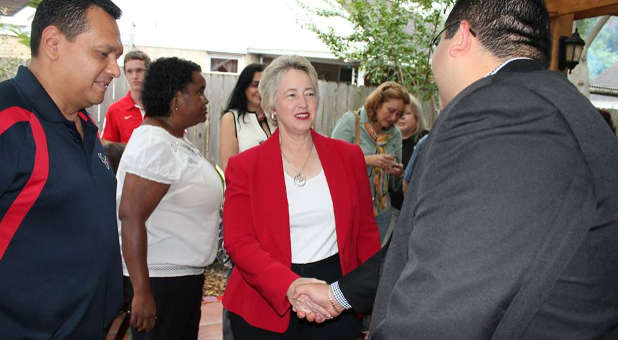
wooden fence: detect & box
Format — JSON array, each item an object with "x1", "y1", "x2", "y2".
[{"x1": 87, "y1": 73, "x2": 376, "y2": 167}]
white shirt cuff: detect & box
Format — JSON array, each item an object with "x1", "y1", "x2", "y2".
[{"x1": 329, "y1": 281, "x2": 352, "y2": 310}]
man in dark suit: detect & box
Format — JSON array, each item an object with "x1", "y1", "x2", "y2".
[{"x1": 290, "y1": 0, "x2": 618, "y2": 339}]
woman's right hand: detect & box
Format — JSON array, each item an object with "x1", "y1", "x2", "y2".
[
  {"x1": 287, "y1": 278, "x2": 332, "y2": 323},
  {"x1": 365, "y1": 154, "x2": 396, "y2": 169},
  {"x1": 130, "y1": 291, "x2": 157, "y2": 332}
]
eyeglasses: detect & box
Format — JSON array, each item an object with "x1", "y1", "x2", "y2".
[{"x1": 430, "y1": 21, "x2": 477, "y2": 48}]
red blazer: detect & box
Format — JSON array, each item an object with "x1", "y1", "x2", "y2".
[{"x1": 222, "y1": 129, "x2": 380, "y2": 332}]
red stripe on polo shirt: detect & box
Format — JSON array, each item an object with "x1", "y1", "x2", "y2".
[
  {"x1": 79, "y1": 111, "x2": 101, "y2": 139},
  {"x1": 78, "y1": 112, "x2": 92, "y2": 124},
  {"x1": 0, "y1": 107, "x2": 49, "y2": 259}
]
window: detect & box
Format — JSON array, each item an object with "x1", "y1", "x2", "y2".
[
  {"x1": 210, "y1": 58, "x2": 238, "y2": 73},
  {"x1": 339, "y1": 67, "x2": 353, "y2": 83},
  {"x1": 312, "y1": 62, "x2": 339, "y2": 82}
]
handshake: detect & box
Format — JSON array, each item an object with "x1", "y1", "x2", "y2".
[{"x1": 285, "y1": 278, "x2": 346, "y2": 323}]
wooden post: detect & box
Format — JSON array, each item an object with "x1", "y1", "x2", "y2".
[{"x1": 549, "y1": 13, "x2": 574, "y2": 72}]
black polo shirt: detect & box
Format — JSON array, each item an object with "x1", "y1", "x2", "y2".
[{"x1": 0, "y1": 66, "x2": 122, "y2": 339}]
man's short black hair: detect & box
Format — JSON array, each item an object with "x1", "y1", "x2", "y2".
[
  {"x1": 30, "y1": 0, "x2": 122, "y2": 57},
  {"x1": 142, "y1": 57, "x2": 202, "y2": 117},
  {"x1": 444, "y1": 0, "x2": 551, "y2": 68}
]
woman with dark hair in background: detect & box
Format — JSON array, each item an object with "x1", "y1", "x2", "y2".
[
  {"x1": 219, "y1": 63, "x2": 275, "y2": 170},
  {"x1": 117, "y1": 57, "x2": 222, "y2": 339}
]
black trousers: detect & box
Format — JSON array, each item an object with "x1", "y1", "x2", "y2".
[
  {"x1": 124, "y1": 274, "x2": 204, "y2": 340},
  {"x1": 230, "y1": 254, "x2": 361, "y2": 340}
]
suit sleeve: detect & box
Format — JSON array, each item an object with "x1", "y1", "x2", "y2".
[
  {"x1": 223, "y1": 156, "x2": 299, "y2": 316},
  {"x1": 338, "y1": 245, "x2": 386, "y2": 314},
  {"x1": 101, "y1": 107, "x2": 120, "y2": 142}
]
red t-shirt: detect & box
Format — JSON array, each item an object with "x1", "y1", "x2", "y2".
[{"x1": 101, "y1": 91, "x2": 144, "y2": 143}]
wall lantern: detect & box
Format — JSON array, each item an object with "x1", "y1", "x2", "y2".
[{"x1": 558, "y1": 29, "x2": 586, "y2": 73}]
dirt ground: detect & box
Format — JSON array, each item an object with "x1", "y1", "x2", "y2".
[{"x1": 203, "y1": 262, "x2": 229, "y2": 296}]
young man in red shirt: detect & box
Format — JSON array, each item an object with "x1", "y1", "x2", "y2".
[{"x1": 101, "y1": 50, "x2": 150, "y2": 145}]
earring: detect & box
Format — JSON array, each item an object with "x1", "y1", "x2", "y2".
[
  {"x1": 175, "y1": 106, "x2": 178, "y2": 111},
  {"x1": 271, "y1": 112, "x2": 277, "y2": 121}
]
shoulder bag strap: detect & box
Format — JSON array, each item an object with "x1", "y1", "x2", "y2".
[{"x1": 354, "y1": 110, "x2": 360, "y2": 145}]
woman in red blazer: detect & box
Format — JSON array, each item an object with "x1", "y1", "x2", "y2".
[{"x1": 223, "y1": 55, "x2": 380, "y2": 339}]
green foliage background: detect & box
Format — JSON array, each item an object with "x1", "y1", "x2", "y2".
[{"x1": 300, "y1": 0, "x2": 453, "y2": 101}]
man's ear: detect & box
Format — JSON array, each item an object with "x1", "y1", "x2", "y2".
[
  {"x1": 39, "y1": 25, "x2": 63, "y2": 61},
  {"x1": 448, "y1": 20, "x2": 475, "y2": 58}
]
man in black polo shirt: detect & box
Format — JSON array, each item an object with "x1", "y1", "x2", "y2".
[{"x1": 0, "y1": 0, "x2": 124, "y2": 338}]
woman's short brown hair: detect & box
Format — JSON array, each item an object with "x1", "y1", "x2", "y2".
[{"x1": 364, "y1": 81, "x2": 410, "y2": 121}]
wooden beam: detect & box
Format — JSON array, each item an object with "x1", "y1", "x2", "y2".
[
  {"x1": 546, "y1": 0, "x2": 618, "y2": 17},
  {"x1": 574, "y1": 4, "x2": 618, "y2": 19},
  {"x1": 549, "y1": 13, "x2": 574, "y2": 71}
]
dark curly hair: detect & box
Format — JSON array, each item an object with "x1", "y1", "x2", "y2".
[
  {"x1": 223, "y1": 63, "x2": 265, "y2": 121},
  {"x1": 142, "y1": 57, "x2": 201, "y2": 117},
  {"x1": 31, "y1": 0, "x2": 122, "y2": 57}
]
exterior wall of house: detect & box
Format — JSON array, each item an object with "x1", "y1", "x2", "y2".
[
  {"x1": 132, "y1": 45, "x2": 262, "y2": 75},
  {"x1": 132, "y1": 45, "x2": 208, "y2": 71}
]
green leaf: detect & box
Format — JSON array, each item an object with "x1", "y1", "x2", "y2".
[{"x1": 306, "y1": 0, "x2": 453, "y2": 101}]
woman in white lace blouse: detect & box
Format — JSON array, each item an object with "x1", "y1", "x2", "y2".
[{"x1": 117, "y1": 57, "x2": 222, "y2": 339}]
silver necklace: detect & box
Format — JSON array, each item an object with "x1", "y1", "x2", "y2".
[{"x1": 281, "y1": 142, "x2": 314, "y2": 187}]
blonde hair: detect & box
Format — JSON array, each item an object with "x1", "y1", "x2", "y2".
[
  {"x1": 364, "y1": 81, "x2": 410, "y2": 121},
  {"x1": 258, "y1": 55, "x2": 319, "y2": 114},
  {"x1": 408, "y1": 93, "x2": 426, "y2": 136}
]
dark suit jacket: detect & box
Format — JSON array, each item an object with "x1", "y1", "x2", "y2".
[
  {"x1": 222, "y1": 129, "x2": 380, "y2": 333},
  {"x1": 340, "y1": 60, "x2": 618, "y2": 339}
]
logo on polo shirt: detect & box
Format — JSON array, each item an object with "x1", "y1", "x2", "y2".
[
  {"x1": 98, "y1": 152, "x2": 111, "y2": 171},
  {"x1": 124, "y1": 115, "x2": 132, "y2": 120}
]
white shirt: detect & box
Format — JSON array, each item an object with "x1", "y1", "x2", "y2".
[
  {"x1": 231, "y1": 110, "x2": 275, "y2": 152},
  {"x1": 116, "y1": 125, "x2": 223, "y2": 277},
  {"x1": 285, "y1": 170, "x2": 338, "y2": 264},
  {"x1": 135, "y1": 104, "x2": 145, "y2": 119},
  {"x1": 485, "y1": 57, "x2": 533, "y2": 77}
]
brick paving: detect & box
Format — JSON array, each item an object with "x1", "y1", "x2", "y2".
[{"x1": 199, "y1": 299, "x2": 223, "y2": 340}]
